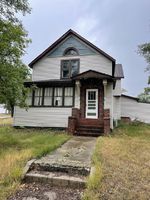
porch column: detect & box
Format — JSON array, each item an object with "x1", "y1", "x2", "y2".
[
  {"x1": 103, "y1": 79, "x2": 107, "y2": 109},
  {"x1": 103, "y1": 79, "x2": 110, "y2": 134},
  {"x1": 75, "y1": 80, "x2": 80, "y2": 109}
]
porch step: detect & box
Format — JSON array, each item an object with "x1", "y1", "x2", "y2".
[
  {"x1": 25, "y1": 170, "x2": 86, "y2": 189},
  {"x1": 76, "y1": 125, "x2": 103, "y2": 136},
  {"x1": 79, "y1": 119, "x2": 103, "y2": 127},
  {"x1": 30, "y1": 162, "x2": 90, "y2": 176}
]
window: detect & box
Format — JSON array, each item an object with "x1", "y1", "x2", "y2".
[
  {"x1": 64, "y1": 87, "x2": 73, "y2": 106},
  {"x1": 34, "y1": 88, "x2": 43, "y2": 106},
  {"x1": 61, "y1": 59, "x2": 79, "y2": 78},
  {"x1": 64, "y1": 48, "x2": 78, "y2": 56},
  {"x1": 30, "y1": 87, "x2": 74, "y2": 107},
  {"x1": 61, "y1": 60, "x2": 70, "y2": 78},
  {"x1": 54, "y1": 87, "x2": 63, "y2": 106},
  {"x1": 44, "y1": 87, "x2": 53, "y2": 106}
]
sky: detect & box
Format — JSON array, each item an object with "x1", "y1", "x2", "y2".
[{"x1": 20, "y1": 0, "x2": 150, "y2": 96}]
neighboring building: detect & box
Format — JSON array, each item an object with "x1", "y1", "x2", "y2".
[{"x1": 13, "y1": 29, "x2": 150, "y2": 135}]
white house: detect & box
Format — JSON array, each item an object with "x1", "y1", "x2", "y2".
[{"x1": 13, "y1": 29, "x2": 150, "y2": 135}]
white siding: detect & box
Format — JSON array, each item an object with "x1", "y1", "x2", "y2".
[
  {"x1": 32, "y1": 55, "x2": 112, "y2": 81},
  {"x1": 113, "y1": 96, "x2": 121, "y2": 120},
  {"x1": 14, "y1": 107, "x2": 72, "y2": 127},
  {"x1": 113, "y1": 79, "x2": 121, "y2": 96},
  {"x1": 121, "y1": 96, "x2": 150, "y2": 123}
]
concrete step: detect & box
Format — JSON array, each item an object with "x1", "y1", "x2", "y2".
[
  {"x1": 24, "y1": 170, "x2": 86, "y2": 189},
  {"x1": 31, "y1": 162, "x2": 91, "y2": 176}
]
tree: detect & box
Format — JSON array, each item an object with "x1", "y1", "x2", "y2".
[
  {"x1": 138, "y1": 42, "x2": 150, "y2": 102},
  {"x1": 0, "y1": 0, "x2": 31, "y2": 116},
  {"x1": 138, "y1": 88, "x2": 150, "y2": 103},
  {"x1": 138, "y1": 43, "x2": 150, "y2": 72}
]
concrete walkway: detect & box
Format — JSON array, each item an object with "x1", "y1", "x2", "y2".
[
  {"x1": 33, "y1": 136, "x2": 96, "y2": 173},
  {"x1": 13, "y1": 137, "x2": 97, "y2": 200}
]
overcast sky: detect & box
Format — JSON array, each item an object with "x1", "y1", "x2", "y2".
[{"x1": 21, "y1": 0, "x2": 150, "y2": 96}]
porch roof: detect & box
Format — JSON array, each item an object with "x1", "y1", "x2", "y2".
[
  {"x1": 24, "y1": 79, "x2": 74, "y2": 87},
  {"x1": 72, "y1": 70, "x2": 115, "y2": 81}
]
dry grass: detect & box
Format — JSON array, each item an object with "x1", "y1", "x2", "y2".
[
  {"x1": 0, "y1": 126, "x2": 70, "y2": 200},
  {"x1": 0, "y1": 114, "x2": 12, "y2": 126},
  {"x1": 83, "y1": 123, "x2": 150, "y2": 200},
  {"x1": 0, "y1": 149, "x2": 32, "y2": 199}
]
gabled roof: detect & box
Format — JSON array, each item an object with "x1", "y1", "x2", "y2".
[
  {"x1": 72, "y1": 70, "x2": 115, "y2": 81},
  {"x1": 115, "y1": 64, "x2": 124, "y2": 78},
  {"x1": 29, "y1": 29, "x2": 116, "y2": 68}
]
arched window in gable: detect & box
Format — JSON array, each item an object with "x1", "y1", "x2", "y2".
[{"x1": 63, "y1": 47, "x2": 79, "y2": 56}]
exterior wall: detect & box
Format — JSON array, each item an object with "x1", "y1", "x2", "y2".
[
  {"x1": 113, "y1": 96, "x2": 121, "y2": 120},
  {"x1": 113, "y1": 79, "x2": 121, "y2": 96},
  {"x1": 121, "y1": 96, "x2": 150, "y2": 123},
  {"x1": 14, "y1": 106, "x2": 72, "y2": 127},
  {"x1": 32, "y1": 55, "x2": 112, "y2": 81},
  {"x1": 105, "y1": 83, "x2": 114, "y2": 129}
]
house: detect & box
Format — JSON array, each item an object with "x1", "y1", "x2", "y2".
[{"x1": 13, "y1": 29, "x2": 150, "y2": 135}]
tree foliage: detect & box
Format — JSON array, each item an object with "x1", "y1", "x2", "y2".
[
  {"x1": 138, "y1": 88, "x2": 150, "y2": 103},
  {"x1": 138, "y1": 43, "x2": 150, "y2": 72},
  {"x1": 0, "y1": 0, "x2": 31, "y2": 116},
  {"x1": 138, "y1": 42, "x2": 150, "y2": 102}
]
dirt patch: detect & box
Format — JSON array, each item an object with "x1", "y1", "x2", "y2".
[{"x1": 8, "y1": 182, "x2": 83, "y2": 200}]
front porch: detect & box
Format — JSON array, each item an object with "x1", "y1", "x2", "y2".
[{"x1": 68, "y1": 70, "x2": 114, "y2": 136}]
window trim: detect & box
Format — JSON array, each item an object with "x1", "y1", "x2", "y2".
[
  {"x1": 30, "y1": 86, "x2": 75, "y2": 108},
  {"x1": 60, "y1": 59, "x2": 80, "y2": 79}
]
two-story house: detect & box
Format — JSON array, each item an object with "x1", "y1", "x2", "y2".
[{"x1": 13, "y1": 29, "x2": 124, "y2": 136}]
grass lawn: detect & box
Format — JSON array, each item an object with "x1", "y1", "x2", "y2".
[
  {"x1": 83, "y1": 122, "x2": 150, "y2": 200},
  {"x1": 0, "y1": 114, "x2": 12, "y2": 126},
  {"x1": 0, "y1": 126, "x2": 70, "y2": 200}
]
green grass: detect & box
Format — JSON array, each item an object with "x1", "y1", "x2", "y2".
[
  {"x1": 0, "y1": 126, "x2": 70, "y2": 200},
  {"x1": 83, "y1": 122, "x2": 150, "y2": 200}
]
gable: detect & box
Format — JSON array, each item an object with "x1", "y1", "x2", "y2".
[
  {"x1": 29, "y1": 29, "x2": 115, "y2": 70},
  {"x1": 47, "y1": 36, "x2": 97, "y2": 57}
]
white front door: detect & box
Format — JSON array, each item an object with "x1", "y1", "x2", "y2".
[{"x1": 86, "y1": 89, "x2": 98, "y2": 119}]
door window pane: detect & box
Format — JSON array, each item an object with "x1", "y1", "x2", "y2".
[
  {"x1": 54, "y1": 87, "x2": 63, "y2": 106},
  {"x1": 88, "y1": 91, "x2": 96, "y2": 100},
  {"x1": 44, "y1": 88, "x2": 53, "y2": 106}
]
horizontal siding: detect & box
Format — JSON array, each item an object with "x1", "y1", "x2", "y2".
[
  {"x1": 14, "y1": 107, "x2": 72, "y2": 127},
  {"x1": 121, "y1": 96, "x2": 150, "y2": 123},
  {"x1": 32, "y1": 55, "x2": 112, "y2": 81},
  {"x1": 113, "y1": 79, "x2": 121, "y2": 96},
  {"x1": 113, "y1": 97, "x2": 121, "y2": 120}
]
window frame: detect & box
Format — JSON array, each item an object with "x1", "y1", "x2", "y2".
[
  {"x1": 30, "y1": 86, "x2": 75, "y2": 108},
  {"x1": 61, "y1": 59, "x2": 80, "y2": 79}
]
